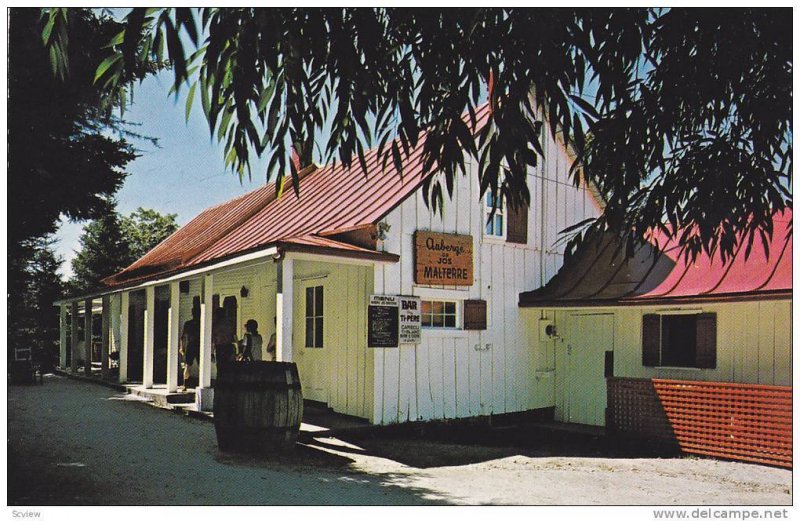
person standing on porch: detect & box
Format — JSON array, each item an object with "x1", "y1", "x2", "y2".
[
  {"x1": 265, "y1": 316, "x2": 277, "y2": 362},
  {"x1": 212, "y1": 307, "x2": 236, "y2": 371},
  {"x1": 179, "y1": 305, "x2": 200, "y2": 390},
  {"x1": 237, "y1": 319, "x2": 263, "y2": 361}
]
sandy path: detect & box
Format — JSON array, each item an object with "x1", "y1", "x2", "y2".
[
  {"x1": 8, "y1": 375, "x2": 791, "y2": 505},
  {"x1": 8, "y1": 376, "x2": 437, "y2": 505}
]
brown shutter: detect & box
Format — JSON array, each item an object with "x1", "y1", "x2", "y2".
[
  {"x1": 695, "y1": 312, "x2": 717, "y2": 369},
  {"x1": 463, "y1": 300, "x2": 487, "y2": 330},
  {"x1": 506, "y1": 203, "x2": 528, "y2": 244},
  {"x1": 642, "y1": 314, "x2": 661, "y2": 367}
]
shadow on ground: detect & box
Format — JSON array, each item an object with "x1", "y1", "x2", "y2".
[{"x1": 295, "y1": 419, "x2": 680, "y2": 469}]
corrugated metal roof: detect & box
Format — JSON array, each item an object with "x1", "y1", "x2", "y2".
[
  {"x1": 276, "y1": 235, "x2": 400, "y2": 262},
  {"x1": 191, "y1": 105, "x2": 493, "y2": 265},
  {"x1": 103, "y1": 182, "x2": 280, "y2": 285},
  {"x1": 104, "y1": 105, "x2": 492, "y2": 287},
  {"x1": 519, "y1": 209, "x2": 792, "y2": 307}
]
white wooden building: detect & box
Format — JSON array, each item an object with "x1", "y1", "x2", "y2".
[{"x1": 56, "y1": 102, "x2": 603, "y2": 424}]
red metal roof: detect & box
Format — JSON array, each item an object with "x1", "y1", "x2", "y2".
[
  {"x1": 104, "y1": 182, "x2": 279, "y2": 285},
  {"x1": 633, "y1": 210, "x2": 792, "y2": 302},
  {"x1": 519, "y1": 209, "x2": 792, "y2": 307},
  {"x1": 104, "y1": 104, "x2": 492, "y2": 287},
  {"x1": 191, "y1": 105, "x2": 494, "y2": 265},
  {"x1": 276, "y1": 235, "x2": 400, "y2": 262}
]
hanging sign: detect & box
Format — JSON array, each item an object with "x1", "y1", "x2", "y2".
[
  {"x1": 414, "y1": 231, "x2": 473, "y2": 286},
  {"x1": 368, "y1": 295, "x2": 399, "y2": 348},
  {"x1": 398, "y1": 296, "x2": 422, "y2": 344}
]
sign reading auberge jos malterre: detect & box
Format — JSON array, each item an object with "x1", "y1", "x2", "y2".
[{"x1": 414, "y1": 231, "x2": 473, "y2": 286}]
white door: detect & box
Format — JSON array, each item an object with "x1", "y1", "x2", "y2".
[
  {"x1": 563, "y1": 313, "x2": 614, "y2": 426},
  {"x1": 294, "y1": 282, "x2": 328, "y2": 403}
]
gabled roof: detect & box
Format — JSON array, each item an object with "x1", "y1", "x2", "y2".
[
  {"x1": 108, "y1": 182, "x2": 280, "y2": 284},
  {"x1": 104, "y1": 103, "x2": 493, "y2": 288},
  {"x1": 519, "y1": 209, "x2": 792, "y2": 307}
]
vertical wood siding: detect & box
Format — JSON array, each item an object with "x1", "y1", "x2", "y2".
[
  {"x1": 291, "y1": 260, "x2": 372, "y2": 419},
  {"x1": 371, "y1": 127, "x2": 600, "y2": 424}
]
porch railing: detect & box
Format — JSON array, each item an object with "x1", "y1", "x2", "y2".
[{"x1": 607, "y1": 377, "x2": 792, "y2": 468}]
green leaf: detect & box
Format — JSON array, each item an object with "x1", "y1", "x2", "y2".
[
  {"x1": 94, "y1": 55, "x2": 120, "y2": 84},
  {"x1": 200, "y1": 74, "x2": 211, "y2": 119},
  {"x1": 108, "y1": 29, "x2": 125, "y2": 47},
  {"x1": 184, "y1": 81, "x2": 197, "y2": 122},
  {"x1": 41, "y1": 12, "x2": 56, "y2": 45},
  {"x1": 569, "y1": 94, "x2": 599, "y2": 121}
]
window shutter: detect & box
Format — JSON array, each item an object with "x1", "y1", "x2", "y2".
[
  {"x1": 506, "y1": 203, "x2": 528, "y2": 244},
  {"x1": 642, "y1": 314, "x2": 661, "y2": 367},
  {"x1": 695, "y1": 312, "x2": 717, "y2": 369},
  {"x1": 463, "y1": 300, "x2": 487, "y2": 330}
]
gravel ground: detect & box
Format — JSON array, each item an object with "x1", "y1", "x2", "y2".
[{"x1": 7, "y1": 375, "x2": 792, "y2": 506}]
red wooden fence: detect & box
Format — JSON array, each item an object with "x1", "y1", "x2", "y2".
[{"x1": 607, "y1": 378, "x2": 792, "y2": 468}]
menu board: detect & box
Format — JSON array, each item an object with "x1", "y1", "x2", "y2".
[{"x1": 368, "y1": 295, "x2": 399, "y2": 348}]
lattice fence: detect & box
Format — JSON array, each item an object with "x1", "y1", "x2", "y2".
[{"x1": 608, "y1": 377, "x2": 792, "y2": 468}]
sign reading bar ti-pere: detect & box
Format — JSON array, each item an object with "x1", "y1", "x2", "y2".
[{"x1": 414, "y1": 231, "x2": 473, "y2": 286}]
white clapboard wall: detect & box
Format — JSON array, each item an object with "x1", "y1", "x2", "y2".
[{"x1": 371, "y1": 127, "x2": 602, "y2": 424}]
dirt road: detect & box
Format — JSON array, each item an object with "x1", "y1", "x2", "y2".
[{"x1": 8, "y1": 375, "x2": 791, "y2": 505}]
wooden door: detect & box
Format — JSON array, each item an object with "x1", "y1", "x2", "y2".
[
  {"x1": 294, "y1": 281, "x2": 328, "y2": 403},
  {"x1": 563, "y1": 313, "x2": 614, "y2": 426}
]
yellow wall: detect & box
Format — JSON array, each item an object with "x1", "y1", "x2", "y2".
[
  {"x1": 176, "y1": 259, "x2": 374, "y2": 420},
  {"x1": 523, "y1": 299, "x2": 792, "y2": 425},
  {"x1": 292, "y1": 260, "x2": 373, "y2": 420}
]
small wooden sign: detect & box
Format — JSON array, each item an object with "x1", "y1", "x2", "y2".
[
  {"x1": 414, "y1": 231, "x2": 473, "y2": 286},
  {"x1": 463, "y1": 300, "x2": 487, "y2": 330}
]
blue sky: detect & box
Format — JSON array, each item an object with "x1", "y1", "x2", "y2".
[{"x1": 54, "y1": 70, "x2": 270, "y2": 279}]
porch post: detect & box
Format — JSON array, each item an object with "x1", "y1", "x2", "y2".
[
  {"x1": 166, "y1": 281, "x2": 180, "y2": 392},
  {"x1": 197, "y1": 274, "x2": 214, "y2": 411},
  {"x1": 276, "y1": 257, "x2": 294, "y2": 362},
  {"x1": 143, "y1": 286, "x2": 155, "y2": 388},
  {"x1": 70, "y1": 301, "x2": 79, "y2": 373},
  {"x1": 119, "y1": 292, "x2": 129, "y2": 383},
  {"x1": 83, "y1": 298, "x2": 93, "y2": 376},
  {"x1": 110, "y1": 294, "x2": 121, "y2": 380},
  {"x1": 58, "y1": 304, "x2": 67, "y2": 369},
  {"x1": 101, "y1": 295, "x2": 111, "y2": 380}
]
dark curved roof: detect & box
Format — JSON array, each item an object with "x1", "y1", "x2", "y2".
[{"x1": 519, "y1": 210, "x2": 792, "y2": 307}]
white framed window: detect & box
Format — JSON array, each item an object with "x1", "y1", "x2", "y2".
[
  {"x1": 421, "y1": 300, "x2": 459, "y2": 329},
  {"x1": 304, "y1": 285, "x2": 323, "y2": 348},
  {"x1": 484, "y1": 190, "x2": 505, "y2": 238}
]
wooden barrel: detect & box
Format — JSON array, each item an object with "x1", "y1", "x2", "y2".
[{"x1": 213, "y1": 361, "x2": 303, "y2": 453}]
